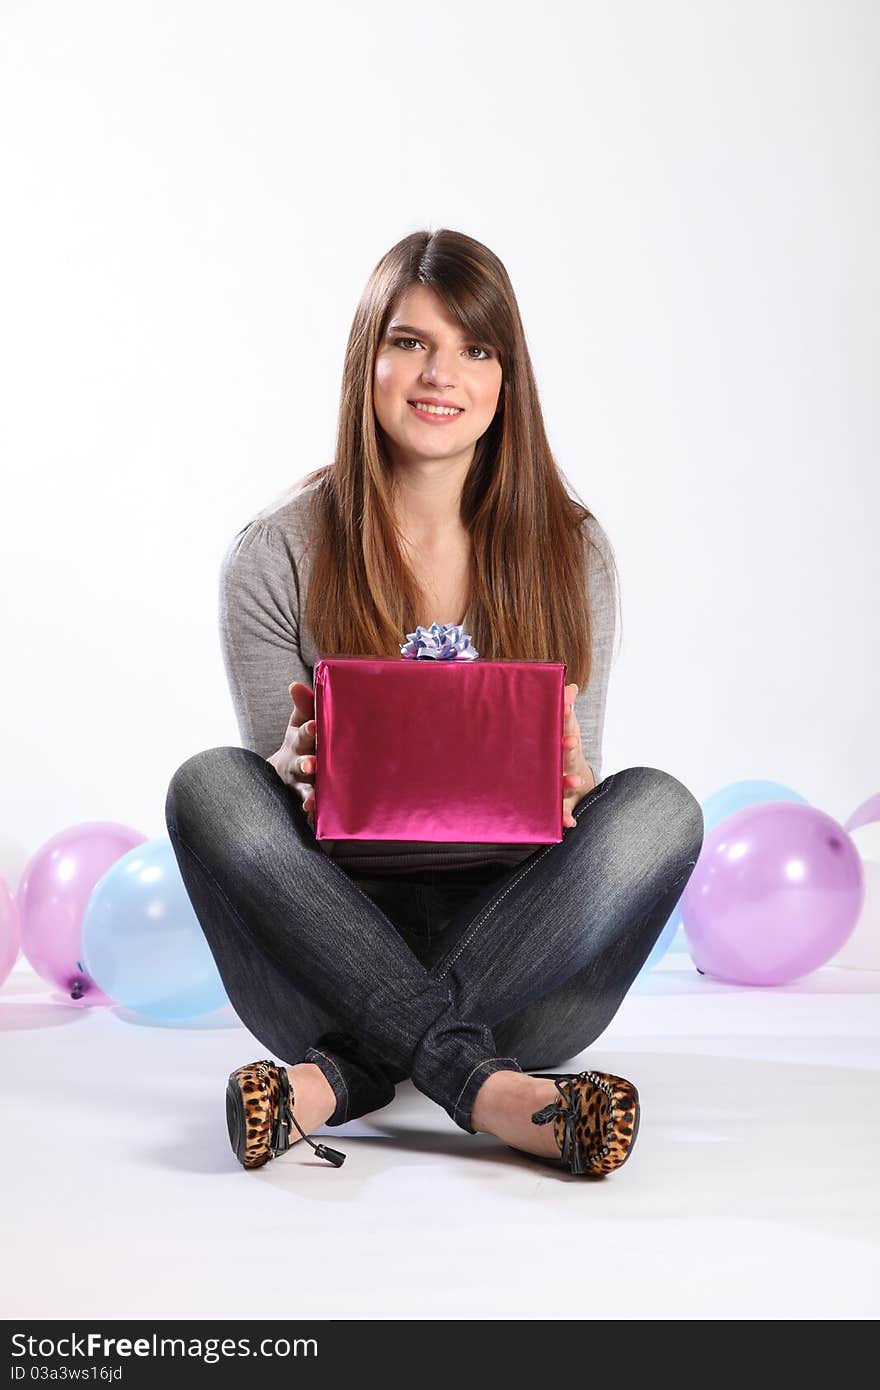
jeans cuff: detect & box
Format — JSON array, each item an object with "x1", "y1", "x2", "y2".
[
  {"x1": 302, "y1": 1047, "x2": 350, "y2": 1125},
  {"x1": 451, "y1": 1056, "x2": 524, "y2": 1135}
]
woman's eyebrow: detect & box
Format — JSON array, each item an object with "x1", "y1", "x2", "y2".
[{"x1": 387, "y1": 322, "x2": 490, "y2": 344}]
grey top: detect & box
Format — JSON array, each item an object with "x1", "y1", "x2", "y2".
[{"x1": 218, "y1": 476, "x2": 618, "y2": 880}]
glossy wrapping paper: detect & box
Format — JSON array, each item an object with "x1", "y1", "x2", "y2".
[{"x1": 312, "y1": 654, "x2": 566, "y2": 844}]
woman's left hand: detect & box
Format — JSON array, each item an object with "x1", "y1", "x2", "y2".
[{"x1": 562, "y1": 682, "x2": 595, "y2": 829}]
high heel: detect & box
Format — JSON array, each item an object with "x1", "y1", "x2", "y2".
[
  {"x1": 225, "y1": 1058, "x2": 346, "y2": 1170},
  {"x1": 516, "y1": 1069, "x2": 640, "y2": 1177}
]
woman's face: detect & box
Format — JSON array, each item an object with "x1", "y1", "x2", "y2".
[{"x1": 373, "y1": 284, "x2": 503, "y2": 475}]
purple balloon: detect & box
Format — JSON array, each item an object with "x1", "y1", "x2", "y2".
[
  {"x1": 0, "y1": 877, "x2": 21, "y2": 988},
  {"x1": 844, "y1": 792, "x2": 880, "y2": 834},
  {"x1": 681, "y1": 802, "x2": 864, "y2": 985},
  {"x1": 18, "y1": 822, "x2": 148, "y2": 1004}
]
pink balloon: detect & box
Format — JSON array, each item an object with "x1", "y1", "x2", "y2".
[
  {"x1": 18, "y1": 822, "x2": 148, "y2": 1004},
  {"x1": 844, "y1": 792, "x2": 880, "y2": 834},
  {"x1": 681, "y1": 802, "x2": 864, "y2": 986},
  {"x1": 0, "y1": 877, "x2": 21, "y2": 987}
]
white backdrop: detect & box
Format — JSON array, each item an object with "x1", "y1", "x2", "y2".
[{"x1": 1, "y1": 0, "x2": 877, "y2": 879}]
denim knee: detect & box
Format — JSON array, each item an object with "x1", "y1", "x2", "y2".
[
  {"x1": 165, "y1": 746, "x2": 250, "y2": 837},
  {"x1": 613, "y1": 766, "x2": 704, "y2": 859}
]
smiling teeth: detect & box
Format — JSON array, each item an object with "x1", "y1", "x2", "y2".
[{"x1": 412, "y1": 402, "x2": 461, "y2": 416}]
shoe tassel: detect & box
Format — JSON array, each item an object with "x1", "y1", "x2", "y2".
[
  {"x1": 531, "y1": 1078, "x2": 604, "y2": 1175},
  {"x1": 270, "y1": 1063, "x2": 346, "y2": 1167}
]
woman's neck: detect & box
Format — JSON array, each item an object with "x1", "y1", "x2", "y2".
[{"x1": 390, "y1": 463, "x2": 469, "y2": 542}]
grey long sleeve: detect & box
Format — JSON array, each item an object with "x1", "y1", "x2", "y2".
[{"x1": 218, "y1": 479, "x2": 618, "y2": 878}]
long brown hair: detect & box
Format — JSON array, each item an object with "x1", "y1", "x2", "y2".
[{"x1": 298, "y1": 228, "x2": 620, "y2": 690}]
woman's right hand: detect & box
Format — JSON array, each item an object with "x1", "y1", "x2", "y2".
[{"x1": 268, "y1": 681, "x2": 317, "y2": 829}]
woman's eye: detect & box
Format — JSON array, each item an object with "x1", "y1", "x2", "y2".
[{"x1": 392, "y1": 336, "x2": 492, "y2": 361}]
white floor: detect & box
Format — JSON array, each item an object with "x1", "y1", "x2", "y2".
[{"x1": 2, "y1": 940, "x2": 878, "y2": 1322}]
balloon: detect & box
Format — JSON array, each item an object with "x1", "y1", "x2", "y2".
[
  {"x1": 848, "y1": 822, "x2": 880, "y2": 863},
  {"x1": 18, "y1": 822, "x2": 147, "y2": 1003},
  {"x1": 81, "y1": 838, "x2": 228, "y2": 1021},
  {"x1": 681, "y1": 802, "x2": 864, "y2": 985},
  {"x1": 666, "y1": 923, "x2": 691, "y2": 953},
  {"x1": 0, "y1": 878, "x2": 21, "y2": 987},
  {"x1": 700, "y1": 779, "x2": 809, "y2": 832},
  {"x1": 830, "y1": 824, "x2": 880, "y2": 970},
  {"x1": 639, "y1": 779, "x2": 809, "y2": 974},
  {"x1": 844, "y1": 793, "x2": 880, "y2": 834}
]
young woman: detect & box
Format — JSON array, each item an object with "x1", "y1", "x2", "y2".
[{"x1": 164, "y1": 228, "x2": 704, "y2": 1179}]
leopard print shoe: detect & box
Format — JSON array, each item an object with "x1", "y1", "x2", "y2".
[
  {"x1": 523, "y1": 1069, "x2": 640, "y2": 1177},
  {"x1": 225, "y1": 1058, "x2": 346, "y2": 1170}
]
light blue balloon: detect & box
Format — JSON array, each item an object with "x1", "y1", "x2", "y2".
[
  {"x1": 82, "y1": 838, "x2": 228, "y2": 1020},
  {"x1": 640, "y1": 913, "x2": 680, "y2": 973},
  {"x1": 701, "y1": 779, "x2": 809, "y2": 837},
  {"x1": 637, "y1": 778, "x2": 810, "y2": 975}
]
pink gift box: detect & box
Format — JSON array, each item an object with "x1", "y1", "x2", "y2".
[{"x1": 312, "y1": 655, "x2": 567, "y2": 844}]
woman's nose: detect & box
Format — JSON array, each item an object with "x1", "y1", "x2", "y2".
[{"x1": 421, "y1": 350, "x2": 457, "y2": 385}]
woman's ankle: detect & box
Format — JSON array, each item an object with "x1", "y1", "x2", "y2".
[
  {"x1": 287, "y1": 1062, "x2": 338, "y2": 1127},
  {"x1": 471, "y1": 1070, "x2": 562, "y2": 1159},
  {"x1": 471, "y1": 1069, "x2": 541, "y2": 1136}
]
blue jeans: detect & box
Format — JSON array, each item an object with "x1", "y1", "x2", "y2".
[{"x1": 164, "y1": 750, "x2": 703, "y2": 1135}]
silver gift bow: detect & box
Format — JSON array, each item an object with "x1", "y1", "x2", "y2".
[{"x1": 399, "y1": 622, "x2": 479, "y2": 660}]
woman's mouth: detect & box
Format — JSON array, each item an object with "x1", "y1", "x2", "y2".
[{"x1": 407, "y1": 400, "x2": 464, "y2": 424}]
